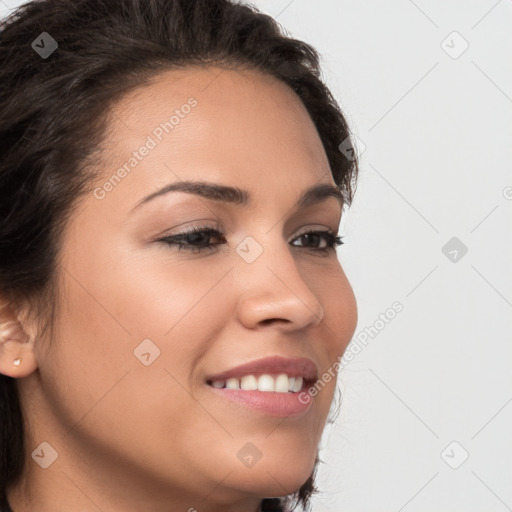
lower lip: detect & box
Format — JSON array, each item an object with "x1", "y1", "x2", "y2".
[{"x1": 207, "y1": 385, "x2": 313, "y2": 417}]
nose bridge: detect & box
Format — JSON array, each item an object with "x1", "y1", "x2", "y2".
[{"x1": 233, "y1": 230, "x2": 324, "y2": 329}]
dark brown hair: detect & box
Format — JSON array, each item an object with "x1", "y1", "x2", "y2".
[{"x1": 0, "y1": 0, "x2": 358, "y2": 510}]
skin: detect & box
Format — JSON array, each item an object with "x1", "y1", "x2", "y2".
[{"x1": 0, "y1": 66, "x2": 357, "y2": 512}]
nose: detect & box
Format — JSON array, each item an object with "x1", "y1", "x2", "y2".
[{"x1": 234, "y1": 238, "x2": 325, "y2": 332}]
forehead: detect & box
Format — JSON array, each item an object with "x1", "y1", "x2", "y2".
[
  {"x1": 106, "y1": 66, "x2": 328, "y2": 166},
  {"x1": 109, "y1": 65, "x2": 313, "y2": 131}
]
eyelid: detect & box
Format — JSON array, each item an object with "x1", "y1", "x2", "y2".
[
  {"x1": 156, "y1": 217, "x2": 339, "y2": 238},
  {"x1": 158, "y1": 219, "x2": 223, "y2": 237},
  {"x1": 290, "y1": 224, "x2": 336, "y2": 239}
]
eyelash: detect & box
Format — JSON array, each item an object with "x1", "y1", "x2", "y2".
[{"x1": 157, "y1": 226, "x2": 344, "y2": 254}]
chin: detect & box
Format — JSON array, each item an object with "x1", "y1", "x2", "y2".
[{"x1": 227, "y1": 449, "x2": 317, "y2": 498}]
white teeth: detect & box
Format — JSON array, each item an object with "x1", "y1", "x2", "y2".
[
  {"x1": 292, "y1": 376, "x2": 303, "y2": 392},
  {"x1": 257, "y1": 374, "x2": 274, "y2": 392},
  {"x1": 225, "y1": 377, "x2": 239, "y2": 390},
  {"x1": 275, "y1": 373, "x2": 289, "y2": 393},
  {"x1": 240, "y1": 375, "x2": 258, "y2": 390},
  {"x1": 209, "y1": 373, "x2": 306, "y2": 393}
]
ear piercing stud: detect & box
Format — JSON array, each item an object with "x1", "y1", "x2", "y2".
[{"x1": 13, "y1": 357, "x2": 21, "y2": 367}]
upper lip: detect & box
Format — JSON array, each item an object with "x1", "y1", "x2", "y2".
[{"x1": 205, "y1": 356, "x2": 318, "y2": 383}]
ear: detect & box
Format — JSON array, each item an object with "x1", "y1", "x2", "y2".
[{"x1": 0, "y1": 297, "x2": 38, "y2": 378}]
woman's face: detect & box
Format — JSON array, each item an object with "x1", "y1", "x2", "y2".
[{"x1": 14, "y1": 67, "x2": 357, "y2": 510}]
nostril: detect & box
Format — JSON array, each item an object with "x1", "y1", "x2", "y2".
[{"x1": 260, "y1": 318, "x2": 291, "y2": 326}]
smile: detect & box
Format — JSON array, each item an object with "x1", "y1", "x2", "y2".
[{"x1": 204, "y1": 356, "x2": 318, "y2": 416}]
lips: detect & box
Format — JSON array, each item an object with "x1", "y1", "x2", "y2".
[
  {"x1": 205, "y1": 356, "x2": 319, "y2": 417},
  {"x1": 205, "y1": 355, "x2": 318, "y2": 383}
]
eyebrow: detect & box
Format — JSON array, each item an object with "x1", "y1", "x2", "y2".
[{"x1": 129, "y1": 180, "x2": 344, "y2": 214}]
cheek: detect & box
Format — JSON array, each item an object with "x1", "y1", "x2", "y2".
[
  {"x1": 103, "y1": 245, "x2": 233, "y2": 339},
  {"x1": 314, "y1": 263, "x2": 358, "y2": 360},
  {"x1": 39, "y1": 267, "x2": 230, "y2": 488},
  {"x1": 48, "y1": 238, "x2": 236, "y2": 407},
  {"x1": 310, "y1": 266, "x2": 357, "y2": 408}
]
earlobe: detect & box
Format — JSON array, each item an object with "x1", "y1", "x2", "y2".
[{"x1": 0, "y1": 303, "x2": 39, "y2": 378}]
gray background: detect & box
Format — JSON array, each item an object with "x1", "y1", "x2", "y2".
[{"x1": 2, "y1": 0, "x2": 511, "y2": 510}]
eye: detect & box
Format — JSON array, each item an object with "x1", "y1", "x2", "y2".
[
  {"x1": 291, "y1": 229, "x2": 344, "y2": 252},
  {"x1": 157, "y1": 226, "x2": 225, "y2": 253},
  {"x1": 157, "y1": 226, "x2": 344, "y2": 254}
]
